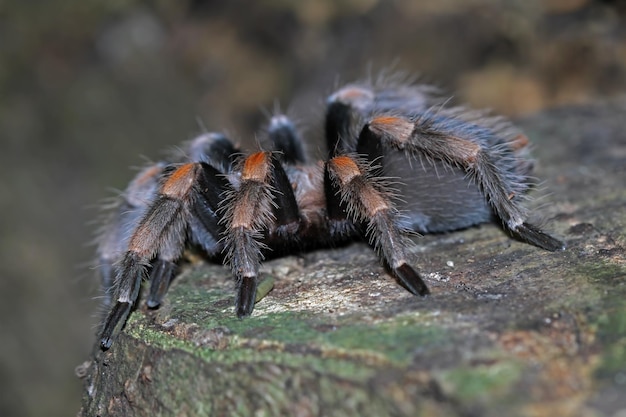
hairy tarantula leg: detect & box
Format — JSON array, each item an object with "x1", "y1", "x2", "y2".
[
  {"x1": 97, "y1": 163, "x2": 164, "y2": 305},
  {"x1": 223, "y1": 151, "x2": 301, "y2": 317},
  {"x1": 223, "y1": 152, "x2": 273, "y2": 317},
  {"x1": 268, "y1": 114, "x2": 307, "y2": 164},
  {"x1": 99, "y1": 163, "x2": 200, "y2": 350},
  {"x1": 148, "y1": 162, "x2": 231, "y2": 309},
  {"x1": 364, "y1": 116, "x2": 565, "y2": 252},
  {"x1": 268, "y1": 155, "x2": 300, "y2": 236},
  {"x1": 100, "y1": 253, "x2": 146, "y2": 349},
  {"x1": 325, "y1": 155, "x2": 430, "y2": 296},
  {"x1": 187, "y1": 132, "x2": 238, "y2": 173},
  {"x1": 190, "y1": 162, "x2": 232, "y2": 245},
  {"x1": 146, "y1": 259, "x2": 177, "y2": 308},
  {"x1": 325, "y1": 86, "x2": 375, "y2": 158}
]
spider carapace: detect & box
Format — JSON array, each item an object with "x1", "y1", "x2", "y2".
[{"x1": 96, "y1": 78, "x2": 565, "y2": 350}]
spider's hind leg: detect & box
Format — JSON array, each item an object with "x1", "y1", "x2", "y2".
[
  {"x1": 324, "y1": 154, "x2": 430, "y2": 296},
  {"x1": 361, "y1": 115, "x2": 565, "y2": 251}
]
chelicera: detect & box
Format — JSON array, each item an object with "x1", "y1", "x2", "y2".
[{"x1": 96, "y1": 78, "x2": 564, "y2": 350}]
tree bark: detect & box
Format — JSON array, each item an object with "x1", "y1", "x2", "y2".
[{"x1": 79, "y1": 99, "x2": 626, "y2": 417}]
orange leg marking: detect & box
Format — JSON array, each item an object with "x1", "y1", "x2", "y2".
[
  {"x1": 328, "y1": 156, "x2": 361, "y2": 185},
  {"x1": 329, "y1": 156, "x2": 389, "y2": 215},
  {"x1": 162, "y1": 163, "x2": 197, "y2": 198},
  {"x1": 368, "y1": 116, "x2": 414, "y2": 142},
  {"x1": 241, "y1": 152, "x2": 270, "y2": 181},
  {"x1": 334, "y1": 86, "x2": 374, "y2": 103}
]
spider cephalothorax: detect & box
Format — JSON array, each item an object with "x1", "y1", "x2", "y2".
[{"x1": 96, "y1": 78, "x2": 564, "y2": 350}]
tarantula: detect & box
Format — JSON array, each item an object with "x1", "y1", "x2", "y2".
[{"x1": 96, "y1": 78, "x2": 565, "y2": 350}]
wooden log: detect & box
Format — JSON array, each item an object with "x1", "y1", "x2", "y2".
[{"x1": 79, "y1": 99, "x2": 626, "y2": 417}]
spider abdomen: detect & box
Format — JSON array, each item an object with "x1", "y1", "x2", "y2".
[{"x1": 384, "y1": 153, "x2": 493, "y2": 233}]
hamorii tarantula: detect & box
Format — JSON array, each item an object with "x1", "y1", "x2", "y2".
[{"x1": 96, "y1": 77, "x2": 565, "y2": 350}]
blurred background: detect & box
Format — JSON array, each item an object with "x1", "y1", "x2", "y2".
[{"x1": 1, "y1": 0, "x2": 625, "y2": 416}]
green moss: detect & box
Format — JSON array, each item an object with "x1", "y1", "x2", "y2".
[
  {"x1": 222, "y1": 311, "x2": 320, "y2": 341},
  {"x1": 127, "y1": 322, "x2": 375, "y2": 381},
  {"x1": 578, "y1": 260, "x2": 626, "y2": 286},
  {"x1": 323, "y1": 319, "x2": 446, "y2": 363},
  {"x1": 540, "y1": 256, "x2": 625, "y2": 315},
  {"x1": 125, "y1": 304, "x2": 451, "y2": 386},
  {"x1": 141, "y1": 269, "x2": 451, "y2": 364},
  {"x1": 437, "y1": 361, "x2": 522, "y2": 402},
  {"x1": 594, "y1": 302, "x2": 626, "y2": 379}
]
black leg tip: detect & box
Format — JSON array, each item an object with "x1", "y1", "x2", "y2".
[
  {"x1": 98, "y1": 301, "x2": 132, "y2": 351},
  {"x1": 517, "y1": 222, "x2": 566, "y2": 252},
  {"x1": 236, "y1": 305, "x2": 254, "y2": 319},
  {"x1": 147, "y1": 259, "x2": 177, "y2": 309},
  {"x1": 236, "y1": 276, "x2": 257, "y2": 318},
  {"x1": 394, "y1": 263, "x2": 430, "y2": 297}
]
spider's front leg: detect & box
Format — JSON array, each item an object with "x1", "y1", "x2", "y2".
[
  {"x1": 324, "y1": 154, "x2": 430, "y2": 296},
  {"x1": 363, "y1": 115, "x2": 565, "y2": 251},
  {"x1": 222, "y1": 151, "x2": 300, "y2": 317},
  {"x1": 99, "y1": 161, "x2": 229, "y2": 349},
  {"x1": 96, "y1": 163, "x2": 163, "y2": 306}
]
